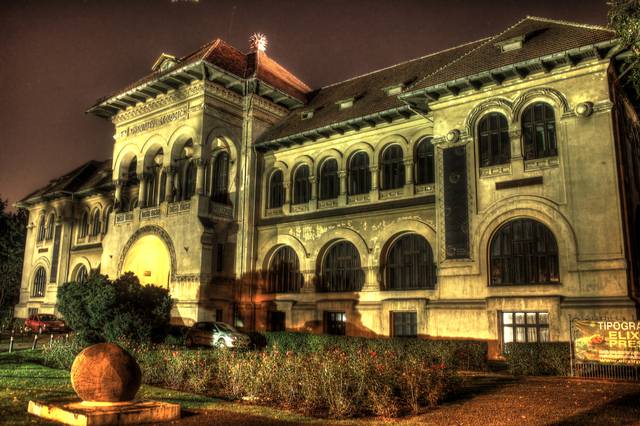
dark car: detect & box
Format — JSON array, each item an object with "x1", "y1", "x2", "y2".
[
  {"x1": 185, "y1": 321, "x2": 251, "y2": 348},
  {"x1": 24, "y1": 314, "x2": 67, "y2": 334}
]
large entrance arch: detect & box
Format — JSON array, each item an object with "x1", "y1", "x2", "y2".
[{"x1": 118, "y1": 225, "x2": 176, "y2": 288}]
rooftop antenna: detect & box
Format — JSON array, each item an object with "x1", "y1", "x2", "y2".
[{"x1": 249, "y1": 33, "x2": 268, "y2": 52}]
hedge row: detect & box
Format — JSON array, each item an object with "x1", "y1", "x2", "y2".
[
  {"x1": 504, "y1": 342, "x2": 571, "y2": 376},
  {"x1": 258, "y1": 332, "x2": 488, "y2": 371}
]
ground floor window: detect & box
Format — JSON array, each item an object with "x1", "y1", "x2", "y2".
[
  {"x1": 501, "y1": 311, "x2": 549, "y2": 346},
  {"x1": 215, "y1": 309, "x2": 223, "y2": 322},
  {"x1": 268, "y1": 311, "x2": 286, "y2": 331},
  {"x1": 391, "y1": 311, "x2": 417, "y2": 337},
  {"x1": 324, "y1": 311, "x2": 346, "y2": 335},
  {"x1": 27, "y1": 308, "x2": 38, "y2": 318}
]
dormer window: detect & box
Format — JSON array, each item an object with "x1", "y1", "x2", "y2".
[
  {"x1": 336, "y1": 98, "x2": 355, "y2": 110},
  {"x1": 384, "y1": 84, "x2": 404, "y2": 96},
  {"x1": 495, "y1": 35, "x2": 525, "y2": 52},
  {"x1": 301, "y1": 110, "x2": 314, "y2": 120},
  {"x1": 151, "y1": 53, "x2": 178, "y2": 72}
]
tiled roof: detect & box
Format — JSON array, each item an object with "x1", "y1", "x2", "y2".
[
  {"x1": 93, "y1": 38, "x2": 311, "y2": 106},
  {"x1": 258, "y1": 38, "x2": 486, "y2": 144},
  {"x1": 258, "y1": 16, "x2": 616, "y2": 144},
  {"x1": 19, "y1": 160, "x2": 113, "y2": 206},
  {"x1": 409, "y1": 16, "x2": 615, "y2": 92}
]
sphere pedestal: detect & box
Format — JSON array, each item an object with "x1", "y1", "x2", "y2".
[{"x1": 28, "y1": 343, "x2": 180, "y2": 425}]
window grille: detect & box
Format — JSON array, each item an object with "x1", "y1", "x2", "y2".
[{"x1": 479, "y1": 112, "x2": 510, "y2": 167}]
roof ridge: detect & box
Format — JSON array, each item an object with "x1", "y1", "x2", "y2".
[
  {"x1": 405, "y1": 16, "x2": 542, "y2": 92},
  {"x1": 200, "y1": 38, "x2": 223, "y2": 60},
  {"x1": 318, "y1": 36, "x2": 492, "y2": 91},
  {"x1": 525, "y1": 15, "x2": 614, "y2": 33}
]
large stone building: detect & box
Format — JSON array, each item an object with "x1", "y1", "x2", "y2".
[{"x1": 15, "y1": 17, "x2": 640, "y2": 355}]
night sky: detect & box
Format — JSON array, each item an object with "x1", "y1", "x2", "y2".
[{"x1": 0, "y1": 0, "x2": 609, "y2": 210}]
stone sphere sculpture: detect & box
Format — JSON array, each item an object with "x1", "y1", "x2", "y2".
[{"x1": 70, "y1": 343, "x2": 142, "y2": 403}]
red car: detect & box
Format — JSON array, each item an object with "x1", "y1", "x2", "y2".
[{"x1": 24, "y1": 314, "x2": 67, "y2": 334}]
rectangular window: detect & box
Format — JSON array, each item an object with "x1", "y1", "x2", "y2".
[
  {"x1": 324, "y1": 311, "x2": 346, "y2": 335},
  {"x1": 391, "y1": 311, "x2": 417, "y2": 337},
  {"x1": 267, "y1": 311, "x2": 286, "y2": 332},
  {"x1": 27, "y1": 308, "x2": 38, "y2": 318},
  {"x1": 215, "y1": 309, "x2": 223, "y2": 322},
  {"x1": 501, "y1": 311, "x2": 549, "y2": 350}
]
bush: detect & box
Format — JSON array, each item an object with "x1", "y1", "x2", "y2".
[
  {"x1": 57, "y1": 272, "x2": 172, "y2": 344},
  {"x1": 42, "y1": 336, "x2": 86, "y2": 370},
  {"x1": 504, "y1": 342, "x2": 571, "y2": 376},
  {"x1": 262, "y1": 332, "x2": 488, "y2": 371}
]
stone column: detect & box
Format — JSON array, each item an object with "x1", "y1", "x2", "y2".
[
  {"x1": 113, "y1": 180, "x2": 123, "y2": 211},
  {"x1": 283, "y1": 182, "x2": 291, "y2": 214},
  {"x1": 404, "y1": 159, "x2": 414, "y2": 185},
  {"x1": 338, "y1": 170, "x2": 347, "y2": 206},
  {"x1": 137, "y1": 174, "x2": 147, "y2": 209},
  {"x1": 309, "y1": 176, "x2": 317, "y2": 211},
  {"x1": 369, "y1": 166, "x2": 379, "y2": 202},
  {"x1": 195, "y1": 158, "x2": 205, "y2": 196},
  {"x1": 165, "y1": 167, "x2": 175, "y2": 203}
]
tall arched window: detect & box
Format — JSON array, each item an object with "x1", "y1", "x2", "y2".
[
  {"x1": 103, "y1": 206, "x2": 112, "y2": 233},
  {"x1": 74, "y1": 265, "x2": 89, "y2": 283},
  {"x1": 268, "y1": 170, "x2": 285, "y2": 209},
  {"x1": 79, "y1": 212, "x2": 89, "y2": 238},
  {"x1": 37, "y1": 215, "x2": 46, "y2": 242},
  {"x1": 32, "y1": 267, "x2": 46, "y2": 297},
  {"x1": 490, "y1": 218, "x2": 559, "y2": 285},
  {"x1": 267, "y1": 246, "x2": 303, "y2": 293},
  {"x1": 182, "y1": 160, "x2": 196, "y2": 200},
  {"x1": 46, "y1": 213, "x2": 55, "y2": 240},
  {"x1": 126, "y1": 158, "x2": 138, "y2": 186},
  {"x1": 478, "y1": 113, "x2": 510, "y2": 167},
  {"x1": 319, "y1": 159, "x2": 339, "y2": 200},
  {"x1": 384, "y1": 234, "x2": 435, "y2": 290},
  {"x1": 320, "y1": 241, "x2": 364, "y2": 292},
  {"x1": 381, "y1": 145, "x2": 405, "y2": 190},
  {"x1": 90, "y1": 210, "x2": 101, "y2": 236},
  {"x1": 349, "y1": 152, "x2": 371, "y2": 195},
  {"x1": 211, "y1": 151, "x2": 230, "y2": 204},
  {"x1": 415, "y1": 138, "x2": 435, "y2": 185},
  {"x1": 293, "y1": 165, "x2": 311, "y2": 205},
  {"x1": 522, "y1": 103, "x2": 557, "y2": 160}
]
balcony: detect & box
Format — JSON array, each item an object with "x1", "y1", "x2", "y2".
[{"x1": 140, "y1": 206, "x2": 161, "y2": 220}]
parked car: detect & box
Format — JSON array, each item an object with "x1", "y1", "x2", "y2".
[
  {"x1": 24, "y1": 314, "x2": 67, "y2": 334},
  {"x1": 185, "y1": 321, "x2": 251, "y2": 349}
]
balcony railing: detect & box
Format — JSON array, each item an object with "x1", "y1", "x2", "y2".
[
  {"x1": 115, "y1": 212, "x2": 134, "y2": 224},
  {"x1": 140, "y1": 206, "x2": 161, "y2": 220}
]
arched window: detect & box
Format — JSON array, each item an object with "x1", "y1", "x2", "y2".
[
  {"x1": 349, "y1": 152, "x2": 371, "y2": 195},
  {"x1": 478, "y1": 113, "x2": 510, "y2": 167},
  {"x1": 381, "y1": 145, "x2": 405, "y2": 190},
  {"x1": 293, "y1": 165, "x2": 311, "y2": 205},
  {"x1": 267, "y1": 246, "x2": 303, "y2": 293},
  {"x1": 125, "y1": 158, "x2": 138, "y2": 186},
  {"x1": 103, "y1": 206, "x2": 112, "y2": 233},
  {"x1": 182, "y1": 160, "x2": 196, "y2": 200},
  {"x1": 37, "y1": 215, "x2": 46, "y2": 242},
  {"x1": 79, "y1": 212, "x2": 89, "y2": 238},
  {"x1": 146, "y1": 168, "x2": 162, "y2": 207},
  {"x1": 319, "y1": 158, "x2": 339, "y2": 200},
  {"x1": 522, "y1": 103, "x2": 557, "y2": 160},
  {"x1": 384, "y1": 234, "x2": 435, "y2": 290},
  {"x1": 490, "y1": 219, "x2": 559, "y2": 285},
  {"x1": 32, "y1": 267, "x2": 46, "y2": 297},
  {"x1": 90, "y1": 210, "x2": 101, "y2": 236},
  {"x1": 320, "y1": 241, "x2": 364, "y2": 292},
  {"x1": 46, "y1": 214, "x2": 55, "y2": 240},
  {"x1": 211, "y1": 151, "x2": 230, "y2": 204},
  {"x1": 74, "y1": 265, "x2": 89, "y2": 283},
  {"x1": 158, "y1": 170, "x2": 166, "y2": 204},
  {"x1": 415, "y1": 138, "x2": 435, "y2": 185},
  {"x1": 268, "y1": 170, "x2": 284, "y2": 209}
]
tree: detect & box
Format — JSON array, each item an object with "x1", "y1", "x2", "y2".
[
  {"x1": 0, "y1": 197, "x2": 27, "y2": 319},
  {"x1": 609, "y1": 1, "x2": 640, "y2": 98},
  {"x1": 57, "y1": 272, "x2": 173, "y2": 344}
]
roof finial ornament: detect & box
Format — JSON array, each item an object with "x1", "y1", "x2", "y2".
[{"x1": 249, "y1": 33, "x2": 268, "y2": 52}]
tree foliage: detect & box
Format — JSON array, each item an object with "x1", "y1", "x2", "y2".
[
  {"x1": 609, "y1": 0, "x2": 640, "y2": 97},
  {"x1": 0, "y1": 197, "x2": 27, "y2": 316},
  {"x1": 57, "y1": 272, "x2": 173, "y2": 343}
]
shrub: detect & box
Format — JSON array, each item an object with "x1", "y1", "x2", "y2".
[
  {"x1": 57, "y1": 272, "x2": 172, "y2": 344},
  {"x1": 42, "y1": 336, "x2": 86, "y2": 370},
  {"x1": 262, "y1": 332, "x2": 488, "y2": 371},
  {"x1": 504, "y1": 342, "x2": 571, "y2": 376}
]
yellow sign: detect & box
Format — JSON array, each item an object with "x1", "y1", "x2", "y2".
[{"x1": 573, "y1": 320, "x2": 640, "y2": 365}]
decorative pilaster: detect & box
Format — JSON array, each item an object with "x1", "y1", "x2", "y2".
[{"x1": 371, "y1": 166, "x2": 379, "y2": 190}]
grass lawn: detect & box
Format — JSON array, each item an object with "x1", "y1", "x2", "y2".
[{"x1": 0, "y1": 350, "x2": 321, "y2": 425}]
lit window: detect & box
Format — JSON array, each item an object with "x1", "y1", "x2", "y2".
[
  {"x1": 501, "y1": 311, "x2": 549, "y2": 347},
  {"x1": 32, "y1": 267, "x2": 47, "y2": 297},
  {"x1": 324, "y1": 311, "x2": 346, "y2": 335}
]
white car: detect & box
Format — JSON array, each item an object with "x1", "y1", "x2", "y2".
[{"x1": 185, "y1": 321, "x2": 251, "y2": 348}]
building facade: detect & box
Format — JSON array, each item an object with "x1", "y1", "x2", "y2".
[{"x1": 15, "y1": 17, "x2": 640, "y2": 355}]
